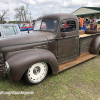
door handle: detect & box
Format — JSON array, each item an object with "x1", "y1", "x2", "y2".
[{"x1": 75, "y1": 37, "x2": 78, "y2": 39}]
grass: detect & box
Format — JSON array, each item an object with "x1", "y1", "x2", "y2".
[{"x1": 0, "y1": 56, "x2": 100, "y2": 100}]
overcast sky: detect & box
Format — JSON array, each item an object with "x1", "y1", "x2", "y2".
[{"x1": 0, "y1": 0, "x2": 100, "y2": 21}]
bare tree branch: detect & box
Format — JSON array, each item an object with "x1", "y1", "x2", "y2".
[
  {"x1": 14, "y1": 4, "x2": 29, "y2": 22},
  {"x1": 0, "y1": 9, "x2": 9, "y2": 23}
]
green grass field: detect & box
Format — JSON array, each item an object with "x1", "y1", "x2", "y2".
[{"x1": 0, "y1": 56, "x2": 100, "y2": 100}]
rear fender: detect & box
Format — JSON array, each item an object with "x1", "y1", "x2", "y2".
[
  {"x1": 89, "y1": 35, "x2": 100, "y2": 54},
  {"x1": 6, "y1": 49, "x2": 59, "y2": 82}
]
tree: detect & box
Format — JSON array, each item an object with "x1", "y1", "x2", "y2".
[
  {"x1": 0, "y1": 9, "x2": 9, "y2": 23},
  {"x1": 14, "y1": 4, "x2": 29, "y2": 22}
]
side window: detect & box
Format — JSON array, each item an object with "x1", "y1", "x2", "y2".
[
  {"x1": 60, "y1": 20, "x2": 76, "y2": 32},
  {"x1": 24, "y1": 24, "x2": 30, "y2": 27}
]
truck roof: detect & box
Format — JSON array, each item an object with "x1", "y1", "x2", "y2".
[{"x1": 37, "y1": 13, "x2": 78, "y2": 21}]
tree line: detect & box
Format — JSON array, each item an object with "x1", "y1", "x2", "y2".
[{"x1": 0, "y1": 4, "x2": 33, "y2": 24}]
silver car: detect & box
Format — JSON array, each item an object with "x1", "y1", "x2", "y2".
[{"x1": 0, "y1": 24, "x2": 21, "y2": 38}]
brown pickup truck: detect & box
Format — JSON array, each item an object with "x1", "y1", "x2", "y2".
[{"x1": 0, "y1": 13, "x2": 100, "y2": 85}]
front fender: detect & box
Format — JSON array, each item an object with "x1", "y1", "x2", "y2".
[
  {"x1": 89, "y1": 35, "x2": 100, "y2": 54},
  {"x1": 6, "y1": 49, "x2": 59, "y2": 82}
]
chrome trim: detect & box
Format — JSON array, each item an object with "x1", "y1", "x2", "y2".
[{"x1": 5, "y1": 62, "x2": 10, "y2": 73}]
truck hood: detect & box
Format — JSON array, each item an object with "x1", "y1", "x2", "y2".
[
  {"x1": 0, "y1": 33, "x2": 48, "y2": 49},
  {"x1": 32, "y1": 31, "x2": 57, "y2": 40}
]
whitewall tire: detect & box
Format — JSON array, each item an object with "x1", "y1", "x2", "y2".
[{"x1": 25, "y1": 62, "x2": 48, "y2": 85}]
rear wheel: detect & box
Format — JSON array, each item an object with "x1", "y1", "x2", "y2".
[
  {"x1": 25, "y1": 62, "x2": 48, "y2": 85},
  {"x1": 98, "y1": 47, "x2": 100, "y2": 55}
]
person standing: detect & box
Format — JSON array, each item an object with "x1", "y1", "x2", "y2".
[
  {"x1": 78, "y1": 16, "x2": 83, "y2": 30},
  {"x1": 83, "y1": 18, "x2": 85, "y2": 25},
  {"x1": 86, "y1": 18, "x2": 88, "y2": 26}
]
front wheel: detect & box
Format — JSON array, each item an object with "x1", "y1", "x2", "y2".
[{"x1": 24, "y1": 62, "x2": 48, "y2": 85}]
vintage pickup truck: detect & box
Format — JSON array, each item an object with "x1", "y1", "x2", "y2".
[{"x1": 0, "y1": 13, "x2": 100, "y2": 85}]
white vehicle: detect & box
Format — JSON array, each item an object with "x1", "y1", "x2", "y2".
[
  {"x1": 0, "y1": 24, "x2": 21, "y2": 38},
  {"x1": 95, "y1": 19, "x2": 100, "y2": 24}
]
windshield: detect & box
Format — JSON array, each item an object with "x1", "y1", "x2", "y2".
[{"x1": 34, "y1": 19, "x2": 57, "y2": 31}]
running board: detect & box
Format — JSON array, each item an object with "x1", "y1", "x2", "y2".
[{"x1": 59, "y1": 53, "x2": 97, "y2": 72}]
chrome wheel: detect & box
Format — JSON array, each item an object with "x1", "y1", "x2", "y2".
[{"x1": 25, "y1": 62, "x2": 48, "y2": 84}]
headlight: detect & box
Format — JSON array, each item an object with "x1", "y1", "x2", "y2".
[{"x1": 5, "y1": 62, "x2": 10, "y2": 73}]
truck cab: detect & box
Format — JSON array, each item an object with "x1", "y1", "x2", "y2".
[
  {"x1": 33, "y1": 13, "x2": 79, "y2": 63},
  {"x1": 0, "y1": 13, "x2": 100, "y2": 85}
]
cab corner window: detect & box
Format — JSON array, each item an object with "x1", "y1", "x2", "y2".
[{"x1": 60, "y1": 20, "x2": 76, "y2": 32}]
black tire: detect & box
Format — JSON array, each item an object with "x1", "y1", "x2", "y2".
[
  {"x1": 98, "y1": 21, "x2": 100, "y2": 24},
  {"x1": 98, "y1": 48, "x2": 100, "y2": 55}
]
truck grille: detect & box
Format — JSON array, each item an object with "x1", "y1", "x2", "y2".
[{"x1": 0, "y1": 52, "x2": 6, "y2": 77}]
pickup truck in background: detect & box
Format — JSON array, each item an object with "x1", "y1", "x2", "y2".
[
  {"x1": 0, "y1": 24, "x2": 21, "y2": 38},
  {"x1": 18, "y1": 23, "x2": 33, "y2": 31},
  {"x1": 0, "y1": 13, "x2": 100, "y2": 85}
]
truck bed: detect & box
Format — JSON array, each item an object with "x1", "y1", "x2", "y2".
[
  {"x1": 58, "y1": 30, "x2": 100, "y2": 72},
  {"x1": 79, "y1": 30, "x2": 100, "y2": 55},
  {"x1": 79, "y1": 30, "x2": 100, "y2": 37}
]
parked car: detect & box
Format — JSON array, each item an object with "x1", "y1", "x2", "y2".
[
  {"x1": 0, "y1": 13, "x2": 100, "y2": 85},
  {"x1": 95, "y1": 19, "x2": 100, "y2": 24},
  {"x1": 18, "y1": 23, "x2": 33, "y2": 31},
  {"x1": 0, "y1": 24, "x2": 21, "y2": 38}
]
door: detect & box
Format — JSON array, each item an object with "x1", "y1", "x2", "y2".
[{"x1": 57, "y1": 19, "x2": 79, "y2": 63}]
